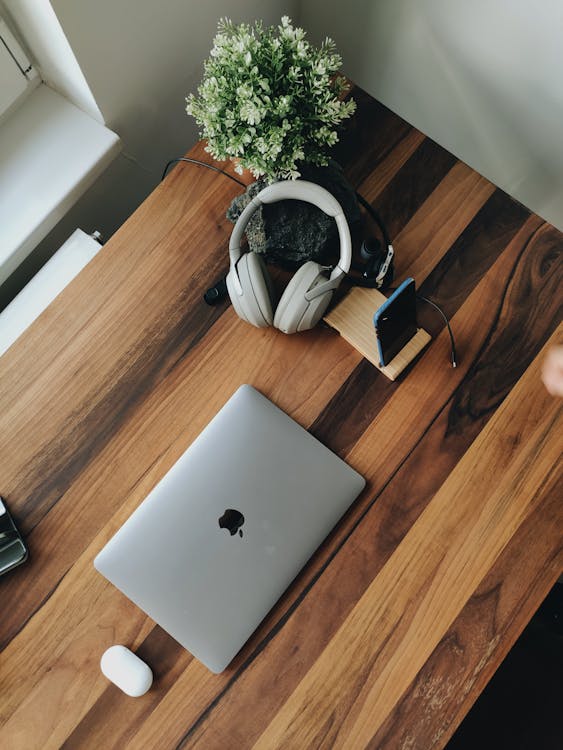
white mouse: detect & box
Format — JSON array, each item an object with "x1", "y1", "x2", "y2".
[{"x1": 100, "y1": 645, "x2": 153, "y2": 697}]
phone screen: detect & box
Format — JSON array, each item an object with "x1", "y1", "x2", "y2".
[{"x1": 373, "y1": 278, "x2": 418, "y2": 366}]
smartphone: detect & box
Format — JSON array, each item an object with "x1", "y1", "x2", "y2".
[
  {"x1": 373, "y1": 277, "x2": 418, "y2": 366},
  {"x1": 0, "y1": 496, "x2": 28, "y2": 576}
]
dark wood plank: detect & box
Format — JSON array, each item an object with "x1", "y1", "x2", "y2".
[
  {"x1": 312, "y1": 206, "x2": 539, "y2": 458},
  {"x1": 61, "y1": 627, "x2": 192, "y2": 750},
  {"x1": 0, "y1": 94, "x2": 480, "y2": 657},
  {"x1": 1, "y1": 81, "x2": 561, "y2": 750},
  {"x1": 419, "y1": 189, "x2": 534, "y2": 318},
  {"x1": 249, "y1": 330, "x2": 562, "y2": 750},
  {"x1": 334, "y1": 85, "x2": 414, "y2": 188},
  {"x1": 1, "y1": 148, "x2": 238, "y2": 531},
  {"x1": 37, "y1": 154, "x2": 536, "y2": 750},
  {"x1": 141, "y1": 215, "x2": 560, "y2": 750},
  {"x1": 372, "y1": 137, "x2": 458, "y2": 241}
]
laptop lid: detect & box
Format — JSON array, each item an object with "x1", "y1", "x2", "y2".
[{"x1": 94, "y1": 385, "x2": 365, "y2": 673}]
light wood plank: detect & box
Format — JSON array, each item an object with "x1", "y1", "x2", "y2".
[
  {"x1": 0, "y1": 197, "x2": 544, "y2": 750},
  {"x1": 1, "y1": 82, "x2": 560, "y2": 750},
  {"x1": 0, "y1": 324, "x2": 359, "y2": 747},
  {"x1": 356, "y1": 129, "x2": 425, "y2": 202},
  {"x1": 324, "y1": 286, "x2": 431, "y2": 379},
  {"x1": 124, "y1": 214, "x2": 553, "y2": 750},
  {"x1": 253, "y1": 325, "x2": 562, "y2": 749},
  {"x1": 393, "y1": 161, "x2": 495, "y2": 281},
  {"x1": 372, "y1": 481, "x2": 562, "y2": 750}
]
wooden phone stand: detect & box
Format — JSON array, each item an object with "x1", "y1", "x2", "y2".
[{"x1": 323, "y1": 286, "x2": 431, "y2": 381}]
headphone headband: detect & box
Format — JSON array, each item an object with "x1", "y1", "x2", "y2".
[{"x1": 229, "y1": 180, "x2": 352, "y2": 282}]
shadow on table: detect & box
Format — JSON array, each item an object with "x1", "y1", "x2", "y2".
[{"x1": 446, "y1": 582, "x2": 563, "y2": 750}]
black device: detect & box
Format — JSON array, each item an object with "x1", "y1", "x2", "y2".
[
  {"x1": 354, "y1": 192, "x2": 395, "y2": 290},
  {"x1": 0, "y1": 496, "x2": 28, "y2": 576},
  {"x1": 352, "y1": 236, "x2": 395, "y2": 289},
  {"x1": 373, "y1": 277, "x2": 418, "y2": 366},
  {"x1": 203, "y1": 278, "x2": 228, "y2": 305}
]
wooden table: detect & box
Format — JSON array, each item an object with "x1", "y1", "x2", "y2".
[{"x1": 1, "y1": 85, "x2": 561, "y2": 749}]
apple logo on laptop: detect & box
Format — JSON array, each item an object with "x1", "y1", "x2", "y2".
[{"x1": 218, "y1": 509, "x2": 245, "y2": 537}]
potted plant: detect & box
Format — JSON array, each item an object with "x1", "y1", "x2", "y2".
[
  {"x1": 186, "y1": 16, "x2": 356, "y2": 181},
  {"x1": 186, "y1": 16, "x2": 359, "y2": 267}
]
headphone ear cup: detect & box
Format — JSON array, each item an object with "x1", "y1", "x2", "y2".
[
  {"x1": 274, "y1": 261, "x2": 333, "y2": 334},
  {"x1": 244, "y1": 252, "x2": 276, "y2": 324},
  {"x1": 226, "y1": 253, "x2": 275, "y2": 327},
  {"x1": 226, "y1": 266, "x2": 248, "y2": 321}
]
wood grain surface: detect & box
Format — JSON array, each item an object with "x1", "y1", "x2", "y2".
[
  {"x1": 0, "y1": 84, "x2": 561, "y2": 750},
  {"x1": 323, "y1": 286, "x2": 432, "y2": 379}
]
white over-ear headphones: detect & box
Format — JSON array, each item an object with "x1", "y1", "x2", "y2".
[{"x1": 226, "y1": 180, "x2": 352, "y2": 333}]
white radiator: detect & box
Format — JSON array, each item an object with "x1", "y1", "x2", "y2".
[{"x1": 0, "y1": 229, "x2": 101, "y2": 357}]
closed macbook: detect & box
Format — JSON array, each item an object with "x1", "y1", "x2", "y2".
[{"x1": 94, "y1": 384, "x2": 365, "y2": 673}]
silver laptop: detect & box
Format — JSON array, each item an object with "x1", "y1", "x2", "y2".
[{"x1": 94, "y1": 384, "x2": 365, "y2": 673}]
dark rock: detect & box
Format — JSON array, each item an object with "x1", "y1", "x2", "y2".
[{"x1": 226, "y1": 160, "x2": 361, "y2": 269}]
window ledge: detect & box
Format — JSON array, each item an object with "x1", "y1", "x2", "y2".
[{"x1": 0, "y1": 83, "x2": 120, "y2": 286}]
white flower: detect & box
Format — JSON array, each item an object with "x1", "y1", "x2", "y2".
[{"x1": 240, "y1": 100, "x2": 263, "y2": 125}]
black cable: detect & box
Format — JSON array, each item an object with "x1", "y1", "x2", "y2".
[
  {"x1": 376, "y1": 286, "x2": 457, "y2": 368},
  {"x1": 355, "y1": 191, "x2": 392, "y2": 249},
  {"x1": 177, "y1": 172, "x2": 453, "y2": 366},
  {"x1": 161, "y1": 156, "x2": 246, "y2": 305},
  {"x1": 417, "y1": 294, "x2": 457, "y2": 367},
  {"x1": 353, "y1": 194, "x2": 457, "y2": 368},
  {"x1": 161, "y1": 157, "x2": 246, "y2": 187}
]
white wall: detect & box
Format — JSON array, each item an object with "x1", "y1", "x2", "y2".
[
  {"x1": 51, "y1": 0, "x2": 298, "y2": 186},
  {"x1": 1, "y1": 1, "x2": 296, "y2": 303},
  {"x1": 6, "y1": 0, "x2": 561, "y2": 303},
  {"x1": 299, "y1": 0, "x2": 563, "y2": 231},
  {"x1": 3, "y1": 0, "x2": 102, "y2": 122}
]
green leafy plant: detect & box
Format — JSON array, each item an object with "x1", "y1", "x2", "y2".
[{"x1": 186, "y1": 16, "x2": 356, "y2": 182}]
